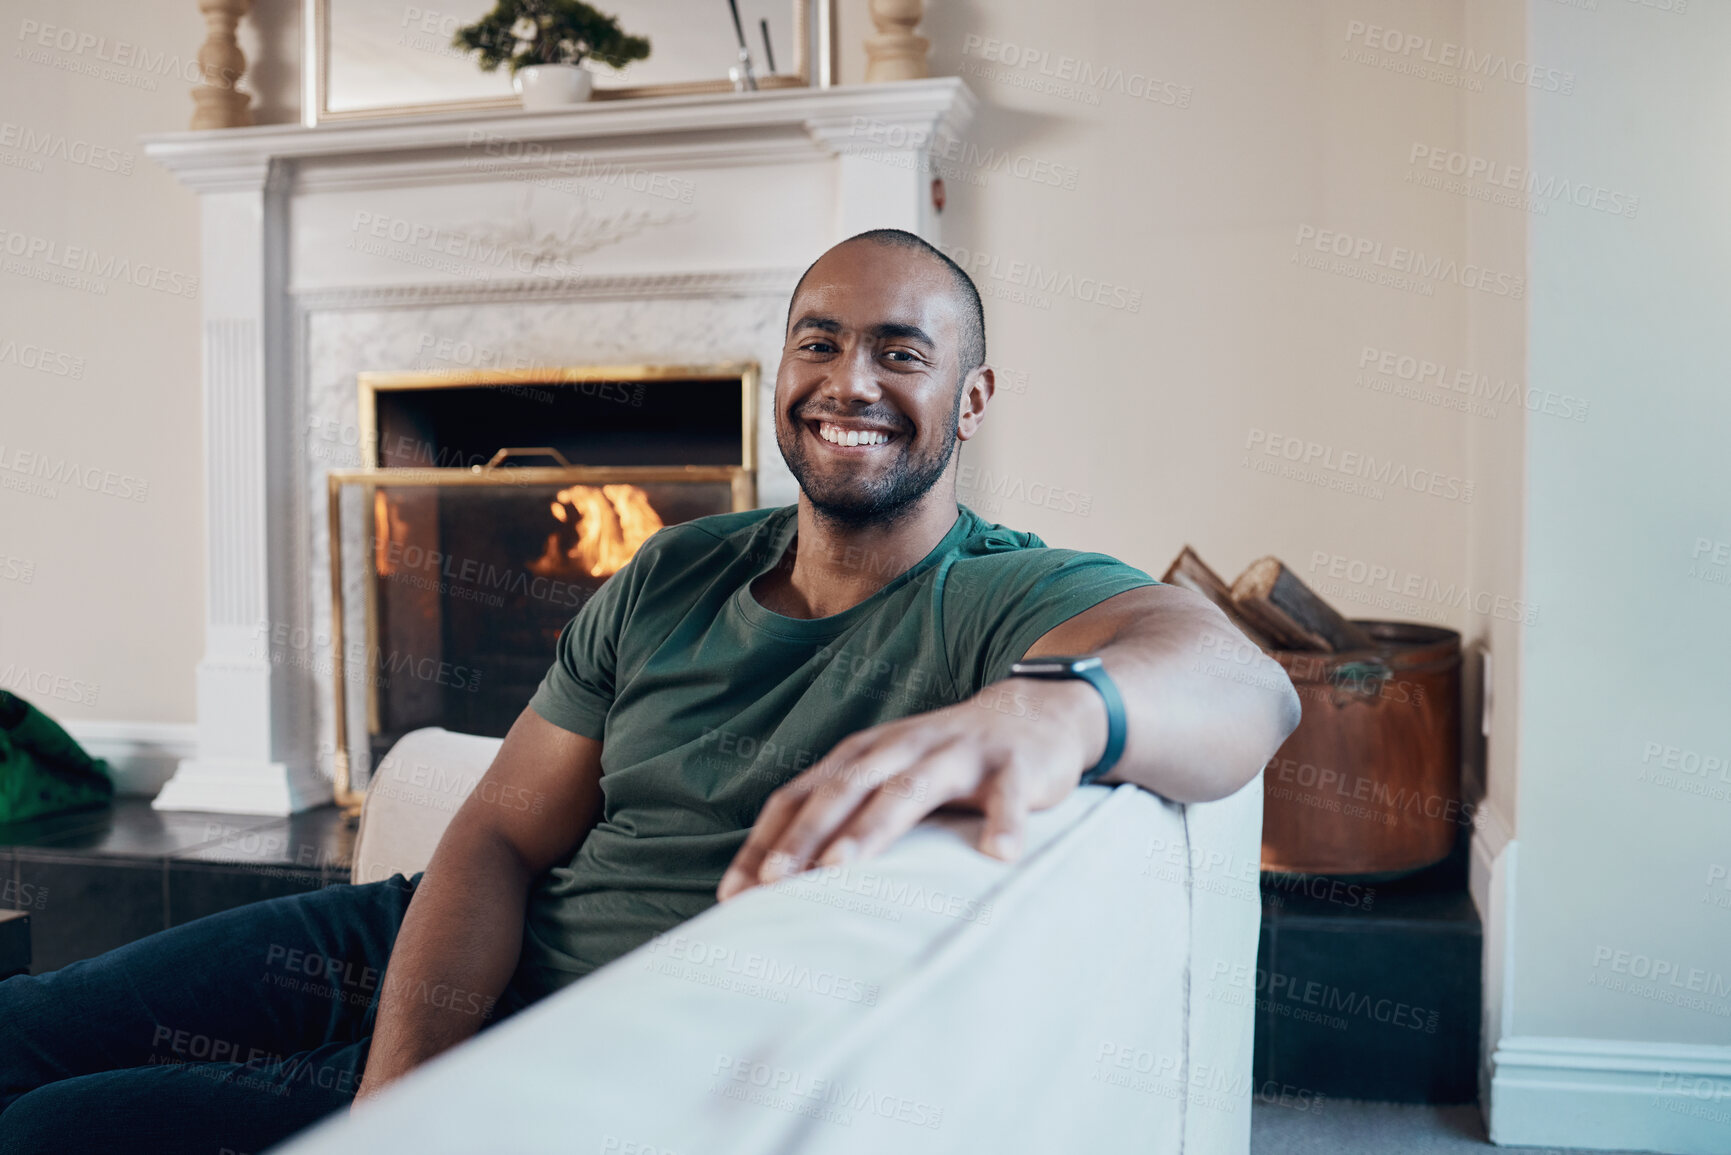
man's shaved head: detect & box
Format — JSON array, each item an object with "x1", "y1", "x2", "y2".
[
  {"x1": 774, "y1": 229, "x2": 996, "y2": 530},
  {"x1": 788, "y1": 229, "x2": 986, "y2": 379}
]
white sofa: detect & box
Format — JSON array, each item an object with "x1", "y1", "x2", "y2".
[{"x1": 282, "y1": 727, "x2": 1265, "y2": 1155}]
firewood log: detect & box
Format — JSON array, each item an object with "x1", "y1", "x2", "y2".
[
  {"x1": 1161, "y1": 546, "x2": 1275, "y2": 649},
  {"x1": 1229, "y1": 556, "x2": 1375, "y2": 653}
]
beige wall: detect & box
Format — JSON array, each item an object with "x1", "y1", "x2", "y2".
[
  {"x1": 871, "y1": 0, "x2": 1496, "y2": 706},
  {"x1": 0, "y1": 0, "x2": 296, "y2": 732},
  {"x1": 1460, "y1": 0, "x2": 1527, "y2": 830},
  {"x1": 5, "y1": 1, "x2": 1493, "y2": 744},
  {"x1": 1, "y1": 0, "x2": 211, "y2": 726}
]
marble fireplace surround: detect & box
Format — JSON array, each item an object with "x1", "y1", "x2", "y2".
[{"x1": 143, "y1": 79, "x2": 976, "y2": 814}]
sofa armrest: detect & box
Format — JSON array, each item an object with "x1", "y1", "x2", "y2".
[
  {"x1": 288, "y1": 772, "x2": 1266, "y2": 1155},
  {"x1": 1182, "y1": 772, "x2": 1267, "y2": 1154},
  {"x1": 349, "y1": 727, "x2": 503, "y2": 885}
]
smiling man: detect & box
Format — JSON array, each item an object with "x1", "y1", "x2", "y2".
[{"x1": 0, "y1": 230, "x2": 1298, "y2": 1155}]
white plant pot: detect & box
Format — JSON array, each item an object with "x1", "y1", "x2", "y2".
[{"x1": 513, "y1": 64, "x2": 593, "y2": 109}]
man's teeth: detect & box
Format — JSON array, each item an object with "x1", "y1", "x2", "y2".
[{"x1": 818, "y1": 423, "x2": 892, "y2": 447}]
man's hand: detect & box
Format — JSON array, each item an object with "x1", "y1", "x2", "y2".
[{"x1": 716, "y1": 679, "x2": 1104, "y2": 901}]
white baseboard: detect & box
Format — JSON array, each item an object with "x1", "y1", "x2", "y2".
[
  {"x1": 1469, "y1": 797, "x2": 1514, "y2": 923},
  {"x1": 60, "y1": 721, "x2": 332, "y2": 814},
  {"x1": 62, "y1": 720, "x2": 198, "y2": 797},
  {"x1": 1472, "y1": 807, "x2": 1731, "y2": 1153},
  {"x1": 1471, "y1": 801, "x2": 1517, "y2": 1131},
  {"x1": 1491, "y1": 1036, "x2": 1731, "y2": 1153}
]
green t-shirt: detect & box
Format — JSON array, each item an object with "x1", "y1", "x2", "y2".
[{"x1": 511, "y1": 503, "x2": 1156, "y2": 1002}]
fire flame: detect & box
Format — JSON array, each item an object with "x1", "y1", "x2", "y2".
[
  {"x1": 529, "y1": 484, "x2": 662, "y2": 579},
  {"x1": 373, "y1": 490, "x2": 409, "y2": 576}
]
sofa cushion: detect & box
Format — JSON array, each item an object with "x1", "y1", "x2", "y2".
[{"x1": 350, "y1": 727, "x2": 505, "y2": 885}]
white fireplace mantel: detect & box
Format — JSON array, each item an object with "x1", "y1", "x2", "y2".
[
  {"x1": 142, "y1": 79, "x2": 976, "y2": 815},
  {"x1": 146, "y1": 79, "x2": 975, "y2": 192}
]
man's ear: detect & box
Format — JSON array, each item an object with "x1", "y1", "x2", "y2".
[{"x1": 955, "y1": 365, "x2": 994, "y2": 441}]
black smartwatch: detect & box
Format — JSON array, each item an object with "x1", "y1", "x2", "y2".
[{"x1": 1007, "y1": 655, "x2": 1126, "y2": 786}]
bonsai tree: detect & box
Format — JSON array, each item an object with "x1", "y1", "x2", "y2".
[{"x1": 453, "y1": 0, "x2": 650, "y2": 74}]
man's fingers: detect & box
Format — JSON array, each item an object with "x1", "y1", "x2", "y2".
[
  {"x1": 719, "y1": 715, "x2": 1010, "y2": 899},
  {"x1": 819, "y1": 743, "x2": 978, "y2": 866},
  {"x1": 751, "y1": 741, "x2": 918, "y2": 882},
  {"x1": 717, "y1": 788, "x2": 802, "y2": 901},
  {"x1": 718, "y1": 735, "x2": 892, "y2": 900},
  {"x1": 978, "y1": 764, "x2": 1030, "y2": 861}
]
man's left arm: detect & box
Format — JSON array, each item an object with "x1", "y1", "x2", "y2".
[{"x1": 718, "y1": 584, "x2": 1300, "y2": 901}]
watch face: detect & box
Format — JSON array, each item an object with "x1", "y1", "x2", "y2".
[
  {"x1": 1013, "y1": 656, "x2": 1103, "y2": 677},
  {"x1": 1013, "y1": 660, "x2": 1069, "y2": 677}
]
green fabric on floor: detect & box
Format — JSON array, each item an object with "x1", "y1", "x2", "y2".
[{"x1": 0, "y1": 690, "x2": 113, "y2": 823}]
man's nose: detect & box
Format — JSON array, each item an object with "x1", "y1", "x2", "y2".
[{"x1": 823, "y1": 344, "x2": 881, "y2": 403}]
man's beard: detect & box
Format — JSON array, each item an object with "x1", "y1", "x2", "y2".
[{"x1": 779, "y1": 402, "x2": 960, "y2": 530}]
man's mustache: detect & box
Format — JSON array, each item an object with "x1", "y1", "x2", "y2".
[{"x1": 791, "y1": 405, "x2": 910, "y2": 433}]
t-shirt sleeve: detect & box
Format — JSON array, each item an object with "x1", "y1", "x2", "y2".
[
  {"x1": 942, "y1": 549, "x2": 1159, "y2": 694},
  {"x1": 527, "y1": 537, "x2": 656, "y2": 739}
]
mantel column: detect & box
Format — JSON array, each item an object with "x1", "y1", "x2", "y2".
[
  {"x1": 806, "y1": 86, "x2": 976, "y2": 243},
  {"x1": 152, "y1": 160, "x2": 324, "y2": 815}
]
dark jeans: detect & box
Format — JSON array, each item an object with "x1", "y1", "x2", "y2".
[{"x1": 0, "y1": 874, "x2": 440, "y2": 1155}]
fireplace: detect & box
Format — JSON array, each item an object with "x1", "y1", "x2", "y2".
[{"x1": 326, "y1": 365, "x2": 756, "y2": 803}]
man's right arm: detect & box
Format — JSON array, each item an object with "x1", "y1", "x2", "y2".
[{"x1": 354, "y1": 706, "x2": 604, "y2": 1104}]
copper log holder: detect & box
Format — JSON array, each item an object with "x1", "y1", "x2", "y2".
[{"x1": 325, "y1": 461, "x2": 755, "y2": 812}]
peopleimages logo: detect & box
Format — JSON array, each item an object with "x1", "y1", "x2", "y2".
[
  {"x1": 14, "y1": 19, "x2": 239, "y2": 88},
  {"x1": 1690, "y1": 538, "x2": 1731, "y2": 590},
  {"x1": 1245, "y1": 428, "x2": 1474, "y2": 504},
  {"x1": 1293, "y1": 225, "x2": 1526, "y2": 299},
  {"x1": 959, "y1": 35, "x2": 1193, "y2": 108},
  {"x1": 0, "y1": 121, "x2": 134, "y2": 175},
  {"x1": 0, "y1": 228, "x2": 199, "y2": 298},
  {"x1": 710, "y1": 1054, "x2": 944, "y2": 1130},
  {"x1": 1357, "y1": 345, "x2": 1588, "y2": 421},
  {"x1": 940, "y1": 244, "x2": 1143, "y2": 313},
  {"x1": 846, "y1": 117, "x2": 1081, "y2": 190},
  {"x1": 1590, "y1": 946, "x2": 1731, "y2": 1003},
  {"x1": 0, "y1": 337, "x2": 85, "y2": 379},
  {"x1": 1308, "y1": 549, "x2": 1538, "y2": 625},
  {"x1": 1210, "y1": 960, "x2": 1440, "y2": 1033},
  {"x1": 1342, "y1": 21, "x2": 1575, "y2": 93},
  {"x1": 0, "y1": 665, "x2": 99, "y2": 707},
  {"x1": 346, "y1": 211, "x2": 583, "y2": 279},
  {"x1": 462, "y1": 131, "x2": 697, "y2": 204},
  {"x1": 1407, "y1": 144, "x2": 1638, "y2": 218},
  {"x1": 0, "y1": 444, "x2": 149, "y2": 502},
  {"x1": 645, "y1": 934, "x2": 880, "y2": 1006}
]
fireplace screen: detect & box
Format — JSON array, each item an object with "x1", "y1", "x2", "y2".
[{"x1": 324, "y1": 363, "x2": 757, "y2": 804}]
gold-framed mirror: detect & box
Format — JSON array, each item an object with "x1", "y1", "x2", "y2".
[{"x1": 303, "y1": 0, "x2": 836, "y2": 125}]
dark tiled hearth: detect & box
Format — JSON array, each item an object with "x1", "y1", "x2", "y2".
[
  {"x1": 0, "y1": 910, "x2": 29, "y2": 977},
  {"x1": 1255, "y1": 827, "x2": 1482, "y2": 1104},
  {"x1": 0, "y1": 800, "x2": 354, "y2": 974}
]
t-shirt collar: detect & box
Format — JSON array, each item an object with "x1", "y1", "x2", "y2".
[{"x1": 732, "y1": 503, "x2": 980, "y2": 640}]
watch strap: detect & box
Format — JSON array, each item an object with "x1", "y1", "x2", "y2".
[
  {"x1": 1074, "y1": 662, "x2": 1126, "y2": 785},
  {"x1": 1009, "y1": 658, "x2": 1127, "y2": 786}
]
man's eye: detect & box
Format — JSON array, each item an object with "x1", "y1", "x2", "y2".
[
  {"x1": 883, "y1": 349, "x2": 918, "y2": 363},
  {"x1": 800, "y1": 340, "x2": 836, "y2": 353}
]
